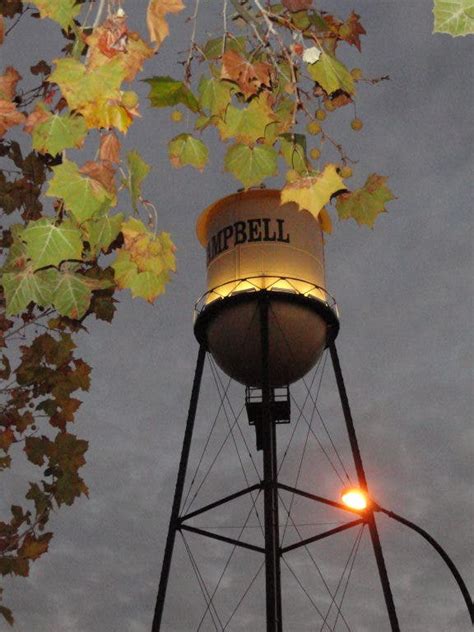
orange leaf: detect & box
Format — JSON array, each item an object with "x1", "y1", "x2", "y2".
[
  {"x1": 340, "y1": 11, "x2": 366, "y2": 51},
  {"x1": 221, "y1": 50, "x2": 272, "y2": 99},
  {"x1": 146, "y1": 0, "x2": 185, "y2": 48},
  {"x1": 0, "y1": 66, "x2": 21, "y2": 100},
  {"x1": 86, "y1": 23, "x2": 154, "y2": 82},
  {"x1": 99, "y1": 131, "x2": 121, "y2": 163},
  {"x1": 79, "y1": 160, "x2": 116, "y2": 197},
  {"x1": 0, "y1": 100, "x2": 25, "y2": 137},
  {"x1": 282, "y1": 0, "x2": 312, "y2": 12},
  {"x1": 19, "y1": 533, "x2": 52, "y2": 561},
  {"x1": 24, "y1": 103, "x2": 50, "y2": 134},
  {"x1": 0, "y1": 428, "x2": 14, "y2": 451},
  {"x1": 0, "y1": 16, "x2": 4, "y2": 46}
]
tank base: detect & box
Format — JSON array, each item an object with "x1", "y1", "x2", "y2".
[{"x1": 194, "y1": 291, "x2": 339, "y2": 387}]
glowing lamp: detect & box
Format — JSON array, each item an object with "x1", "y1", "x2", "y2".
[{"x1": 341, "y1": 488, "x2": 369, "y2": 511}]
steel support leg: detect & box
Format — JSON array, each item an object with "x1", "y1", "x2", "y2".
[
  {"x1": 260, "y1": 293, "x2": 283, "y2": 632},
  {"x1": 152, "y1": 345, "x2": 206, "y2": 631},
  {"x1": 329, "y1": 341, "x2": 401, "y2": 632}
]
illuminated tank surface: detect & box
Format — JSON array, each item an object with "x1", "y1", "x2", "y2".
[{"x1": 194, "y1": 189, "x2": 339, "y2": 387}]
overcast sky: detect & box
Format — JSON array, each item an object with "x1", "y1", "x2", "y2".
[{"x1": 2, "y1": 1, "x2": 473, "y2": 630}]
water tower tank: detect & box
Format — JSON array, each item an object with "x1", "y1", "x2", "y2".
[{"x1": 194, "y1": 189, "x2": 339, "y2": 387}]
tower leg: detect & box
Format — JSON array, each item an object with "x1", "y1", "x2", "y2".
[
  {"x1": 152, "y1": 345, "x2": 206, "y2": 632},
  {"x1": 329, "y1": 341, "x2": 401, "y2": 632},
  {"x1": 259, "y1": 293, "x2": 283, "y2": 632}
]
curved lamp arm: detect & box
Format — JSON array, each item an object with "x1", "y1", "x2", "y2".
[{"x1": 377, "y1": 506, "x2": 474, "y2": 625}]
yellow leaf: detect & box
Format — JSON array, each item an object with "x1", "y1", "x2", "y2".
[
  {"x1": 280, "y1": 164, "x2": 346, "y2": 219},
  {"x1": 318, "y1": 207, "x2": 333, "y2": 234},
  {"x1": 146, "y1": 0, "x2": 185, "y2": 48}
]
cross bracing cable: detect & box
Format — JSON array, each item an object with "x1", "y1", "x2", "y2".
[
  {"x1": 269, "y1": 304, "x2": 353, "y2": 486},
  {"x1": 278, "y1": 492, "x2": 353, "y2": 632},
  {"x1": 277, "y1": 350, "x2": 326, "y2": 476},
  {"x1": 182, "y1": 373, "x2": 234, "y2": 513},
  {"x1": 181, "y1": 531, "x2": 223, "y2": 631},
  {"x1": 281, "y1": 374, "x2": 320, "y2": 546},
  {"x1": 182, "y1": 402, "x2": 246, "y2": 516},
  {"x1": 329, "y1": 526, "x2": 365, "y2": 632},
  {"x1": 222, "y1": 560, "x2": 265, "y2": 630},
  {"x1": 208, "y1": 357, "x2": 265, "y2": 538},
  {"x1": 319, "y1": 525, "x2": 364, "y2": 631},
  {"x1": 195, "y1": 488, "x2": 264, "y2": 632}
]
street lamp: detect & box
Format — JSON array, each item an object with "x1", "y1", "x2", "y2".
[{"x1": 341, "y1": 487, "x2": 369, "y2": 511}]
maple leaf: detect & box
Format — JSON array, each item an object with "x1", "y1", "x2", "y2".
[
  {"x1": 147, "y1": 0, "x2": 185, "y2": 48},
  {"x1": 308, "y1": 52, "x2": 355, "y2": 95},
  {"x1": 168, "y1": 134, "x2": 208, "y2": 170},
  {"x1": 86, "y1": 25, "x2": 154, "y2": 82},
  {"x1": 83, "y1": 213, "x2": 124, "y2": 255},
  {"x1": 47, "y1": 159, "x2": 114, "y2": 223},
  {"x1": 79, "y1": 160, "x2": 116, "y2": 198},
  {"x1": 22, "y1": 218, "x2": 83, "y2": 271},
  {"x1": 280, "y1": 164, "x2": 346, "y2": 219},
  {"x1": 224, "y1": 144, "x2": 278, "y2": 188},
  {"x1": 336, "y1": 173, "x2": 395, "y2": 228},
  {"x1": 433, "y1": 0, "x2": 474, "y2": 35},
  {"x1": 28, "y1": 109, "x2": 87, "y2": 155},
  {"x1": 198, "y1": 76, "x2": 234, "y2": 116},
  {"x1": 49, "y1": 57, "x2": 127, "y2": 124},
  {"x1": 221, "y1": 50, "x2": 272, "y2": 99},
  {"x1": 282, "y1": 0, "x2": 312, "y2": 12},
  {"x1": 202, "y1": 36, "x2": 247, "y2": 60},
  {"x1": 145, "y1": 76, "x2": 199, "y2": 112},
  {"x1": 112, "y1": 217, "x2": 176, "y2": 302},
  {"x1": 1, "y1": 268, "x2": 59, "y2": 315},
  {"x1": 53, "y1": 265, "x2": 112, "y2": 319},
  {"x1": 0, "y1": 67, "x2": 21, "y2": 100},
  {"x1": 125, "y1": 150, "x2": 150, "y2": 211},
  {"x1": 99, "y1": 131, "x2": 121, "y2": 163},
  {"x1": 339, "y1": 11, "x2": 366, "y2": 51},
  {"x1": 218, "y1": 93, "x2": 277, "y2": 145},
  {"x1": 0, "y1": 100, "x2": 25, "y2": 137},
  {"x1": 79, "y1": 95, "x2": 136, "y2": 133},
  {"x1": 30, "y1": 0, "x2": 80, "y2": 29}
]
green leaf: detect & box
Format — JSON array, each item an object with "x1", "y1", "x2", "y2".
[
  {"x1": 308, "y1": 52, "x2": 355, "y2": 95},
  {"x1": 198, "y1": 76, "x2": 233, "y2": 116},
  {"x1": 31, "y1": 112, "x2": 87, "y2": 155},
  {"x1": 433, "y1": 0, "x2": 474, "y2": 35},
  {"x1": 126, "y1": 151, "x2": 150, "y2": 211},
  {"x1": 53, "y1": 267, "x2": 111, "y2": 319},
  {"x1": 2, "y1": 268, "x2": 59, "y2": 316},
  {"x1": 224, "y1": 144, "x2": 278, "y2": 188},
  {"x1": 218, "y1": 95, "x2": 277, "y2": 145},
  {"x1": 49, "y1": 58, "x2": 126, "y2": 111},
  {"x1": 31, "y1": 0, "x2": 80, "y2": 29},
  {"x1": 22, "y1": 218, "x2": 83, "y2": 270},
  {"x1": 47, "y1": 159, "x2": 113, "y2": 223},
  {"x1": 83, "y1": 213, "x2": 124, "y2": 255},
  {"x1": 168, "y1": 134, "x2": 209, "y2": 171},
  {"x1": 144, "y1": 76, "x2": 199, "y2": 112},
  {"x1": 279, "y1": 134, "x2": 309, "y2": 174},
  {"x1": 336, "y1": 173, "x2": 395, "y2": 227},
  {"x1": 129, "y1": 270, "x2": 168, "y2": 301},
  {"x1": 202, "y1": 36, "x2": 246, "y2": 59}
]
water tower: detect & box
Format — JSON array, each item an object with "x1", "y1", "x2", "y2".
[{"x1": 151, "y1": 190, "x2": 473, "y2": 631}]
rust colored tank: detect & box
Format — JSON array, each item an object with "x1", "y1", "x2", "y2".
[{"x1": 194, "y1": 189, "x2": 339, "y2": 386}]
